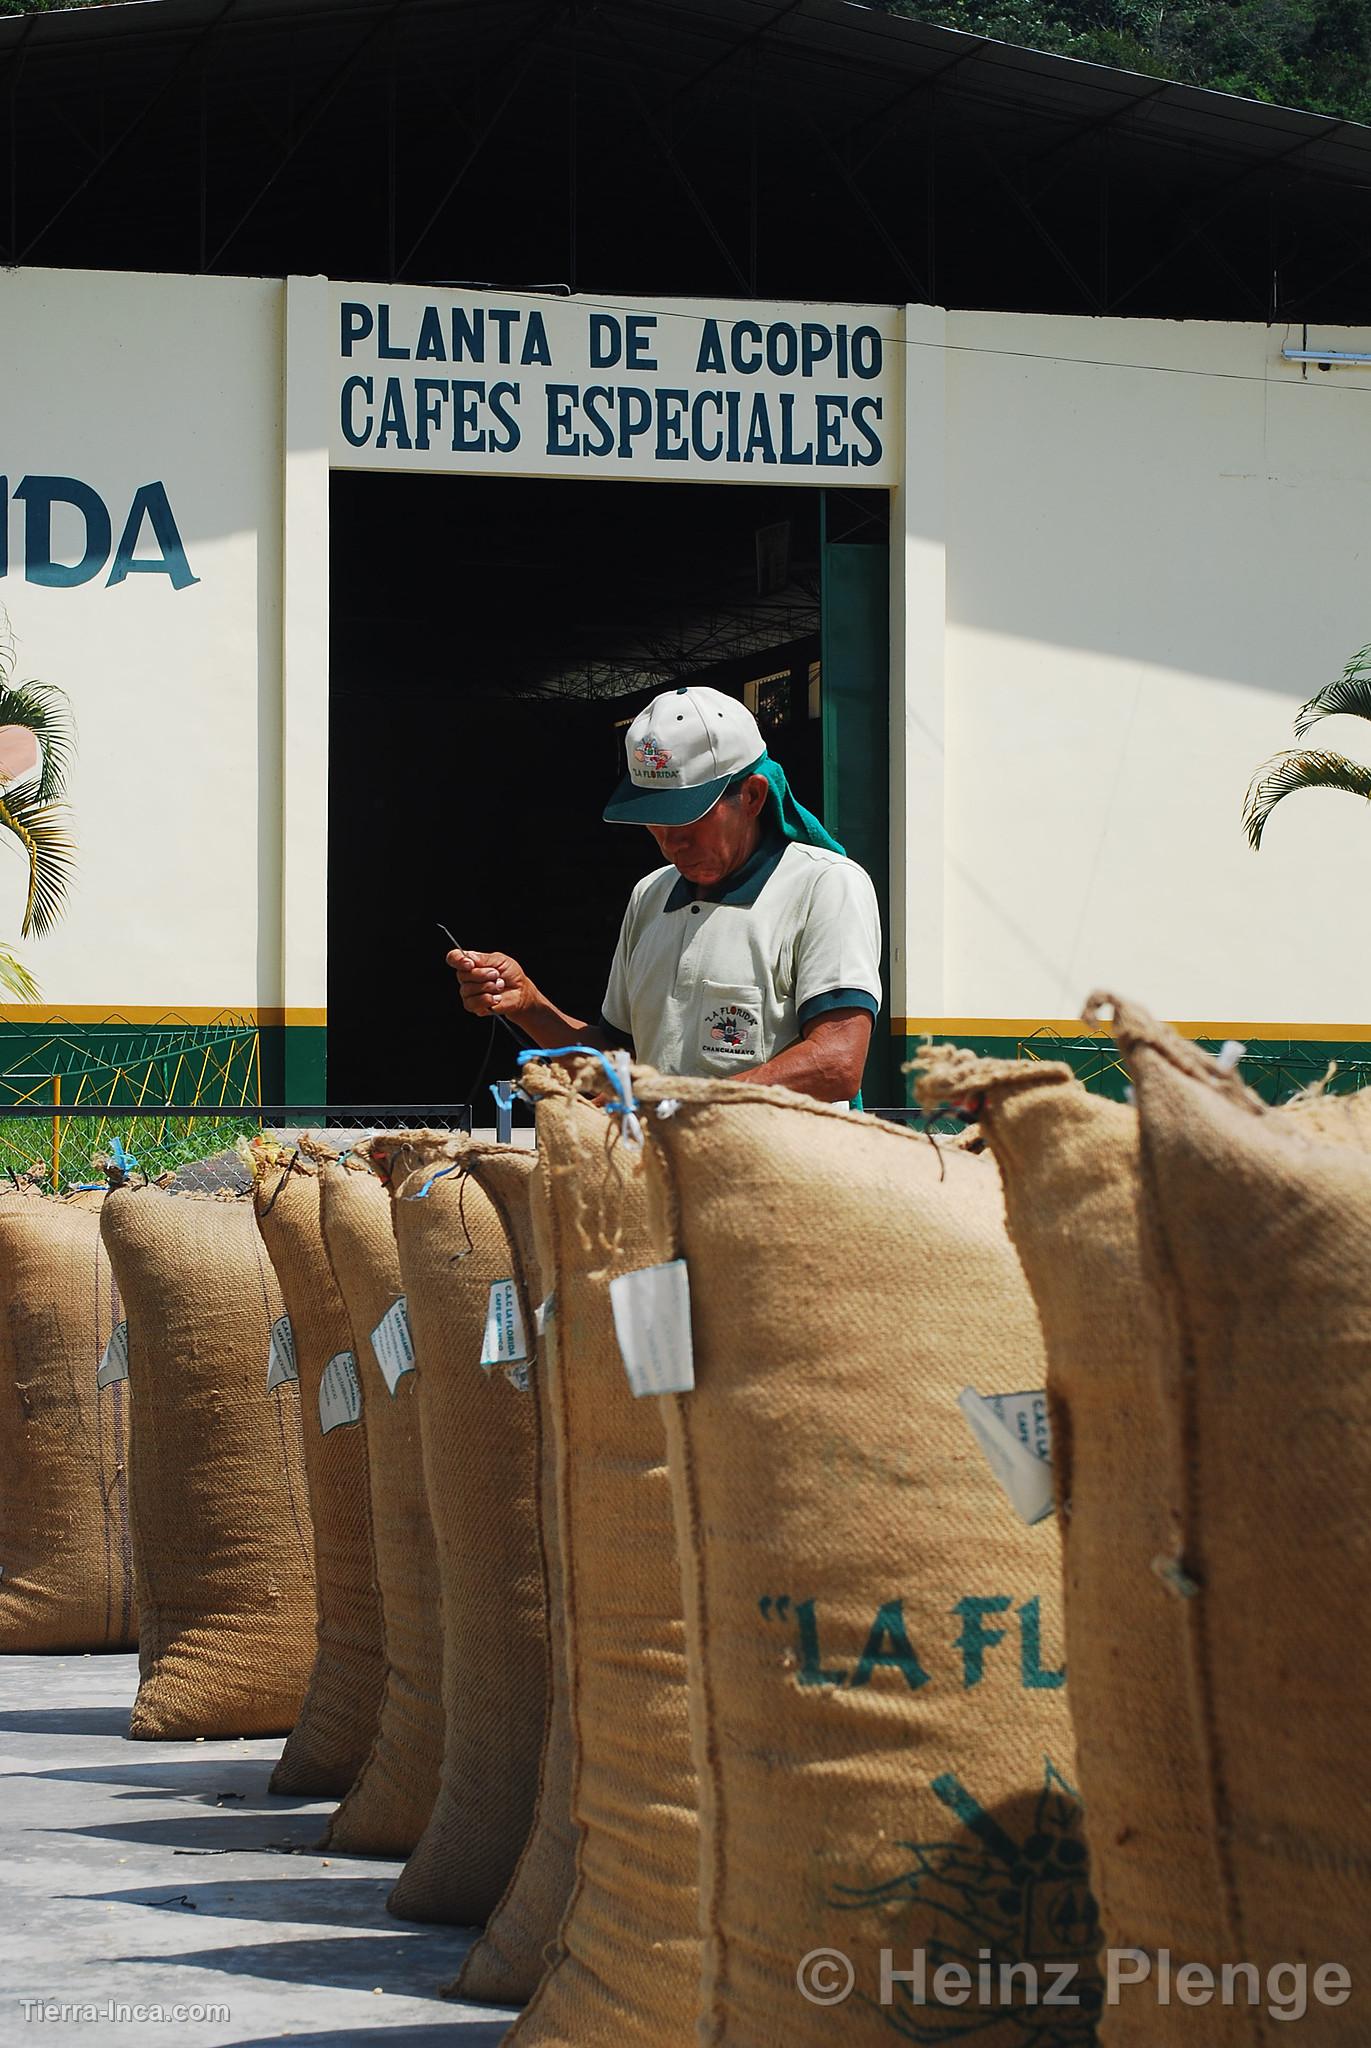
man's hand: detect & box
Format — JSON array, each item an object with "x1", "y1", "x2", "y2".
[
  {"x1": 447, "y1": 948, "x2": 600, "y2": 1052},
  {"x1": 447, "y1": 948, "x2": 540, "y2": 1021}
]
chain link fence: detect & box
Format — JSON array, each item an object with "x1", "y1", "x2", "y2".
[{"x1": 0, "y1": 1105, "x2": 476, "y2": 1197}]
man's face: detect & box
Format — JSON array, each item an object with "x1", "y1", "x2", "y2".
[{"x1": 646, "y1": 776, "x2": 768, "y2": 887}]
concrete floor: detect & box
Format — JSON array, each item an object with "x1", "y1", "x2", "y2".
[{"x1": 1, "y1": 1653, "x2": 520, "y2": 2047}]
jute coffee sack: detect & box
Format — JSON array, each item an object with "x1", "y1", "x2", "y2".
[
  {"x1": 99, "y1": 1186, "x2": 315, "y2": 1738},
  {"x1": 636, "y1": 1070, "x2": 1098, "y2": 2048},
  {"x1": 917, "y1": 1014, "x2": 1371, "y2": 2045},
  {"x1": 252, "y1": 1142, "x2": 385, "y2": 1797},
  {"x1": 452, "y1": 1143, "x2": 578, "y2": 2006},
  {"x1": 915, "y1": 1037, "x2": 1228, "y2": 2046},
  {"x1": 503, "y1": 1070, "x2": 698, "y2": 2048},
  {"x1": 0, "y1": 1189, "x2": 136, "y2": 1653},
  {"x1": 368, "y1": 1133, "x2": 547, "y2": 1927},
  {"x1": 1097, "y1": 997, "x2": 1371, "y2": 2043},
  {"x1": 317, "y1": 1152, "x2": 443, "y2": 1858}
]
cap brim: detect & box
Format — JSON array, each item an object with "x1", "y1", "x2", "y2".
[{"x1": 602, "y1": 771, "x2": 731, "y2": 827}]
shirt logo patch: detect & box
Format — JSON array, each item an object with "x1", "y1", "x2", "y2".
[
  {"x1": 703, "y1": 1003, "x2": 759, "y2": 1059},
  {"x1": 633, "y1": 733, "x2": 679, "y2": 781}
]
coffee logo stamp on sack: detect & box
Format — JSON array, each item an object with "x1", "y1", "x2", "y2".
[
  {"x1": 97, "y1": 1320, "x2": 129, "y2": 1388},
  {"x1": 758, "y1": 1591, "x2": 1065, "y2": 1692},
  {"x1": 480, "y1": 1279, "x2": 529, "y2": 1373},
  {"x1": 266, "y1": 1315, "x2": 298, "y2": 1391},
  {"x1": 818, "y1": 1761, "x2": 1101, "y2": 2036},
  {"x1": 319, "y1": 1351, "x2": 361, "y2": 1434},
  {"x1": 371, "y1": 1295, "x2": 415, "y2": 1394},
  {"x1": 703, "y1": 1002, "x2": 759, "y2": 1061}
]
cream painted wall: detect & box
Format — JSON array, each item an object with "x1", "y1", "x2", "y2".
[
  {"x1": 935, "y1": 313, "x2": 1371, "y2": 1029},
  {"x1": 0, "y1": 266, "x2": 283, "y2": 1013}
]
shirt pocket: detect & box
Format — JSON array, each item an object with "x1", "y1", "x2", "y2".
[{"x1": 697, "y1": 982, "x2": 765, "y2": 1071}]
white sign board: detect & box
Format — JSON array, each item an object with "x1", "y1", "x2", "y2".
[{"x1": 330, "y1": 287, "x2": 901, "y2": 485}]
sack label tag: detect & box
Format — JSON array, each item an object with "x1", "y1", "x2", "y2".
[
  {"x1": 319, "y1": 1350, "x2": 362, "y2": 1433},
  {"x1": 610, "y1": 1259, "x2": 694, "y2": 1397},
  {"x1": 371, "y1": 1296, "x2": 415, "y2": 1394},
  {"x1": 480, "y1": 1279, "x2": 528, "y2": 1371},
  {"x1": 959, "y1": 1386, "x2": 1055, "y2": 1526},
  {"x1": 97, "y1": 1320, "x2": 129, "y2": 1388},
  {"x1": 267, "y1": 1314, "x2": 298, "y2": 1391}
]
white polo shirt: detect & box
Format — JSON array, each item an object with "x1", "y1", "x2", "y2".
[{"x1": 600, "y1": 835, "x2": 882, "y2": 1080}]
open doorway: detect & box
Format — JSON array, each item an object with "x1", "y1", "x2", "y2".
[{"x1": 327, "y1": 473, "x2": 887, "y2": 1106}]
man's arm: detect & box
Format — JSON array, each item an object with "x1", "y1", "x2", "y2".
[
  {"x1": 448, "y1": 950, "x2": 614, "y2": 1052},
  {"x1": 748, "y1": 1008, "x2": 872, "y2": 1103},
  {"x1": 754, "y1": 856, "x2": 882, "y2": 1102}
]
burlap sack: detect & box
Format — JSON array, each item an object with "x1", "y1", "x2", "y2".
[
  {"x1": 369, "y1": 1135, "x2": 548, "y2": 1928},
  {"x1": 0, "y1": 1189, "x2": 137, "y2": 1653},
  {"x1": 252, "y1": 1144, "x2": 385, "y2": 1796},
  {"x1": 504, "y1": 1077, "x2": 698, "y2": 2048},
  {"x1": 637, "y1": 1070, "x2": 1097, "y2": 2047},
  {"x1": 317, "y1": 1153, "x2": 443, "y2": 1857},
  {"x1": 99, "y1": 1186, "x2": 315, "y2": 1738},
  {"x1": 917, "y1": 1010, "x2": 1371, "y2": 2044},
  {"x1": 454, "y1": 1143, "x2": 578, "y2": 2005}
]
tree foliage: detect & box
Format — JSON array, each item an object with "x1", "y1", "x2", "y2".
[
  {"x1": 1244, "y1": 648, "x2": 1371, "y2": 849},
  {"x1": 867, "y1": 0, "x2": 1371, "y2": 121},
  {"x1": 6, "y1": 0, "x2": 1370, "y2": 118}
]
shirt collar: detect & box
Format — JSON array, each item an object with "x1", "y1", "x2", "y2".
[{"x1": 663, "y1": 829, "x2": 787, "y2": 912}]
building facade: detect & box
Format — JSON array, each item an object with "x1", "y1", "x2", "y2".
[{"x1": 3, "y1": 261, "x2": 1370, "y2": 1106}]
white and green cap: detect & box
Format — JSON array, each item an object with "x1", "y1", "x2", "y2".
[{"x1": 603, "y1": 684, "x2": 765, "y2": 827}]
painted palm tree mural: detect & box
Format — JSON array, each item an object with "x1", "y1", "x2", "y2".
[
  {"x1": 1244, "y1": 644, "x2": 1371, "y2": 850},
  {"x1": 0, "y1": 613, "x2": 77, "y2": 998}
]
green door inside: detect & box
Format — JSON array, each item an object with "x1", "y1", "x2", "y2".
[{"x1": 820, "y1": 491, "x2": 894, "y2": 1105}]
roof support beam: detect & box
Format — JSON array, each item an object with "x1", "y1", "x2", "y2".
[
  {"x1": 587, "y1": 6, "x2": 752, "y2": 292},
  {"x1": 18, "y1": 0, "x2": 240, "y2": 263},
  {"x1": 397, "y1": 10, "x2": 558, "y2": 278},
  {"x1": 800, "y1": 100, "x2": 927, "y2": 300},
  {"x1": 1109, "y1": 114, "x2": 1356, "y2": 314},
  {"x1": 202, "y1": 0, "x2": 412, "y2": 270}
]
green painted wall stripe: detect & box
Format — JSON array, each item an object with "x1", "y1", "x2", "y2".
[{"x1": 891, "y1": 1034, "x2": 1371, "y2": 1108}]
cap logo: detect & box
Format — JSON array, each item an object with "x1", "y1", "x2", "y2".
[{"x1": 633, "y1": 733, "x2": 679, "y2": 781}]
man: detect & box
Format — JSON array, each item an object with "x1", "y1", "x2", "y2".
[{"x1": 449, "y1": 684, "x2": 881, "y2": 1104}]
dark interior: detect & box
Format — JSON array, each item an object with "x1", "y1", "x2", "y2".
[
  {"x1": 3, "y1": 0, "x2": 1369, "y2": 323},
  {"x1": 327, "y1": 472, "x2": 825, "y2": 1106}
]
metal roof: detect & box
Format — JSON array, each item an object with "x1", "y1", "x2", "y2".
[{"x1": 2, "y1": 0, "x2": 1369, "y2": 316}]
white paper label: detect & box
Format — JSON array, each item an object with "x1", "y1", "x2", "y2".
[
  {"x1": 958, "y1": 1386, "x2": 1055, "y2": 1526},
  {"x1": 319, "y1": 1351, "x2": 362, "y2": 1434},
  {"x1": 371, "y1": 1296, "x2": 415, "y2": 1394},
  {"x1": 97, "y1": 1320, "x2": 129, "y2": 1389},
  {"x1": 480, "y1": 1279, "x2": 529, "y2": 1372},
  {"x1": 535, "y1": 1293, "x2": 553, "y2": 1336},
  {"x1": 266, "y1": 1315, "x2": 298, "y2": 1391},
  {"x1": 609, "y1": 1259, "x2": 695, "y2": 1398},
  {"x1": 985, "y1": 1388, "x2": 1052, "y2": 1465},
  {"x1": 507, "y1": 1361, "x2": 531, "y2": 1393}
]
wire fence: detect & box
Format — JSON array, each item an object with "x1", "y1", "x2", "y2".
[
  {"x1": 0, "y1": 1104, "x2": 476, "y2": 1196},
  {"x1": 0, "y1": 1015, "x2": 265, "y2": 1188},
  {"x1": 1012, "y1": 1029, "x2": 1371, "y2": 1106}
]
